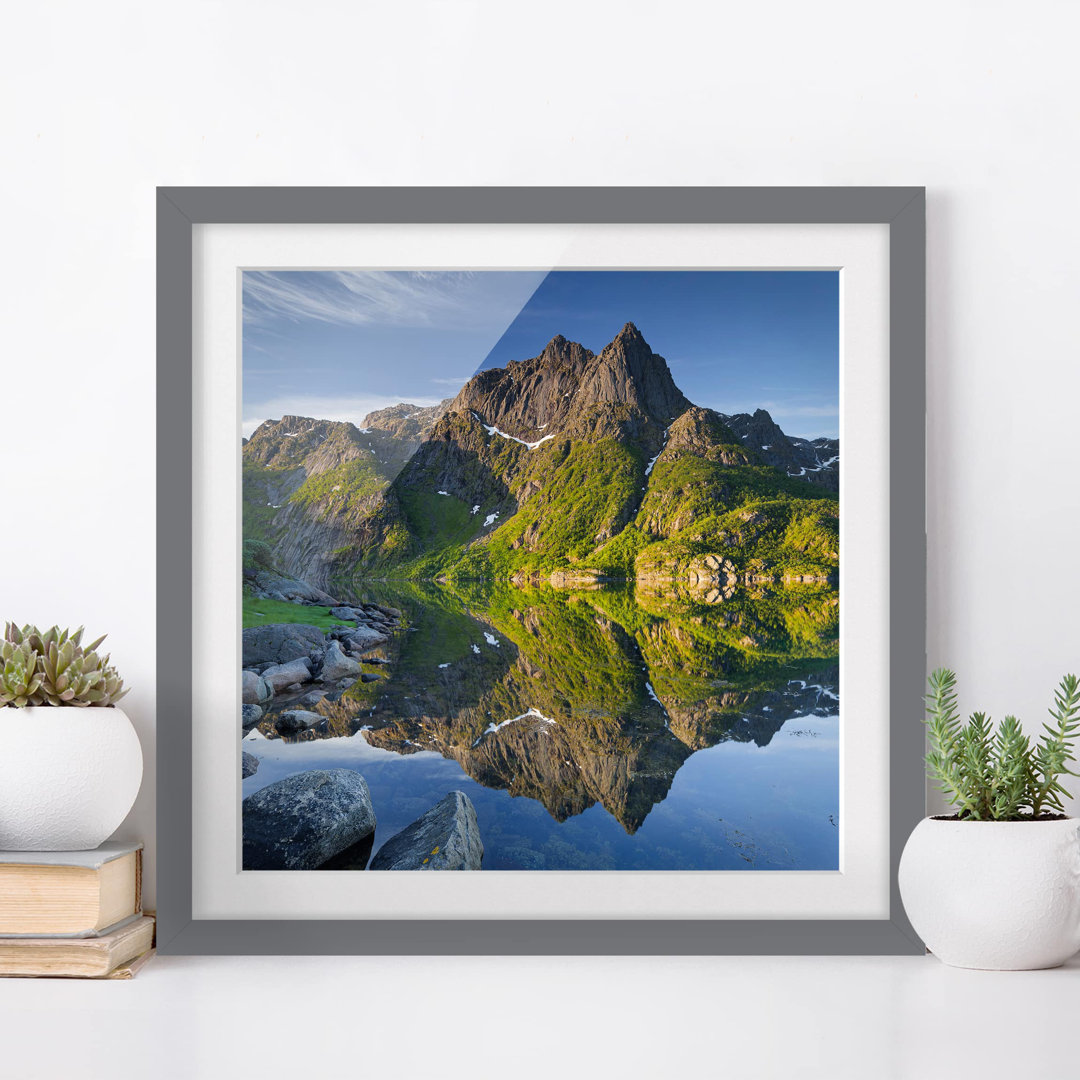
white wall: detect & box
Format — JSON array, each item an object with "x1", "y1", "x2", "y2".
[{"x1": 4, "y1": 0, "x2": 1079, "y2": 903}]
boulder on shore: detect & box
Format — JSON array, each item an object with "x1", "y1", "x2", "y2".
[
  {"x1": 242, "y1": 769, "x2": 377, "y2": 870},
  {"x1": 241, "y1": 704, "x2": 264, "y2": 730},
  {"x1": 369, "y1": 791, "x2": 483, "y2": 871},
  {"x1": 261, "y1": 657, "x2": 313, "y2": 692},
  {"x1": 275, "y1": 709, "x2": 325, "y2": 734},
  {"x1": 330, "y1": 606, "x2": 365, "y2": 621},
  {"x1": 320, "y1": 641, "x2": 362, "y2": 682},
  {"x1": 241, "y1": 670, "x2": 273, "y2": 705},
  {"x1": 243, "y1": 623, "x2": 325, "y2": 667},
  {"x1": 242, "y1": 751, "x2": 260, "y2": 778},
  {"x1": 248, "y1": 570, "x2": 340, "y2": 608},
  {"x1": 327, "y1": 624, "x2": 391, "y2": 652},
  {"x1": 345, "y1": 625, "x2": 390, "y2": 651}
]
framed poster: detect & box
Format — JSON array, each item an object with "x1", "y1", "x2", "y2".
[{"x1": 157, "y1": 187, "x2": 926, "y2": 954}]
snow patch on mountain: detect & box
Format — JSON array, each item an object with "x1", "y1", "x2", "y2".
[{"x1": 483, "y1": 423, "x2": 556, "y2": 450}]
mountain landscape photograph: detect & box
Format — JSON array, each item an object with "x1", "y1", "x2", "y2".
[{"x1": 238, "y1": 269, "x2": 841, "y2": 873}]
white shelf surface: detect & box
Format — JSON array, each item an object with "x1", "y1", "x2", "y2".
[{"x1": 2, "y1": 952, "x2": 1079, "y2": 1078}]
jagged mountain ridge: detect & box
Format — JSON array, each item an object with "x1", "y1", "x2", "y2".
[
  {"x1": 448, "y1": 322, "x2": 690, "y2": 451},
  {"x1": 242, "y1": 323, "x2": 840, "y2": 592},
  {"x1": 361, "y1": 399, "x2": 451, "y2": 442},
  {"x1": 246, "y1": 404, "x2": 448, "y2": 480},
  {"x1": 720, "y1": 409, "x2": 839, "y2": 489}
]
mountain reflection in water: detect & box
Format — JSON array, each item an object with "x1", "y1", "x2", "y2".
[{"x1": 243, "y1": 580, "x2": 840, "y2": 871}]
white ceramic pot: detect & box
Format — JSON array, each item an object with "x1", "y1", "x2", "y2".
[
  {"x1": 899, "y1": 816, "x2": 1080, "y2": 970},
  {"x1": 0, "y1": 707, "x2": 143, "y2": 850}
]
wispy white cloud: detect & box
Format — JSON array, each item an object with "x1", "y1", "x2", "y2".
[
  {"x1": 430, "y1": 376, "x2": 472, "y2": 387},
  {"x1": 243, "y1": 270, "x2": 542, "y2": 331},
  {"x1": 242, "y1": 392, "x2": 444, "y2": 438}
]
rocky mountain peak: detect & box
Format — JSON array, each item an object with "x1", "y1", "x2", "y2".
[
  {"x1": 667, "y1": 406, "x2": 742, "y2": 447},
  {"x1": 361, "y1": 399, "x2": 450, "y2": 442},
  {"x1": 585, "y1": 323, "x2": 691, "y2": 424},
  {"x1": 245, "y1": 415, "x2": 344, "y2": 468},
  {"x1": 599, "y1": 322, "x2": 649, "y2": 364},
  {"x1": 537, "y1": 333, "x2": 593, "y2": 369},
  {"x1": 721, "y1": 408, "x2": 839, "y2": 490},
  {"x1": 660, "y1": 407, "x2": 757, "y2": 468},
  {"x1": 613, "y1": 321, "x2": 645, "y2": 345},
  {"x1": 446, "y1": 325, "x2": 689, "y2": 445}
]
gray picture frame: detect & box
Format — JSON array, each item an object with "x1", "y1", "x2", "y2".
[{"x1": 156, "y1": 186, "x2": 926, "y2": 955}]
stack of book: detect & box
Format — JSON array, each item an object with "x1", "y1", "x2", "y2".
[{"x1": 0, "y1": 842, "x2": 154, "y2": 978}]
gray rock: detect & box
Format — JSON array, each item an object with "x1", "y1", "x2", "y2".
[
  {"x1": 242, "y1": 769, "x2": 376, "y2": 870},
  {"x1": 242, "y1": 751, "x2": 260, "y2": 778},
  {"x1": 261, "y1": 657, "x2": 313, "y2": 692},
  {"x1": 275, "y1": 709, "x2": 325, "y2": 734},
  {"x1": 241, "y1": 670, "x2": 273, "y2": 705},
  {"x1": 327, "y1": 623, "x2": 390, "y2": 647},
  {"x1": 297, "y1": 689, "x2": 328, "y2": 707},
  {"x1": 330, "y1": 606, "x2": 364, "y2": 621},
  {"x1": 320, "y1": 641, "x2": 362, "y2": 682},
  {"x1": 242, "y1": 623, "x2": 325, "y2": 667},
  {"x1": 360, "y1": 672, "x2": 381, "y2": 683},
  {"x1": 241, "y1": 703, "x2": 264, "y2": 730},
  {"x1": 338, "y1": 677, "x2": 358, "y2": 691},
  {"x1": 369, "y1": 791, "x2": 483, "y2": 871},
  {"x1": 343, "y1": 625, "x2": 390, "y2": 652},
  {"x1": 249, "y1": 570, "x2": 340, "y2": 608}
]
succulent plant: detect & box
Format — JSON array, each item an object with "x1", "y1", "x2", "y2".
[
  {"x1": 0, "y1": 641, "x2": 45, "y2": 707},
  {"x1": 925, "y1": 668, "x2": 1080, "y2": 820},
  {"x1": 0, "y1": 623, "x2": 128, "y2": 708}
]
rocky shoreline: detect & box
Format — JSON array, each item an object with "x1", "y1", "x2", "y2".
[
  {"x1": 238, "y1": 578, "x2": 486, "y2": 871},
  {"x1": 242, "y1": 770, "x2": 483, "y2": 871},
  {"x1": 240, "y1": 591, "x2": 403, "y2": 736}
]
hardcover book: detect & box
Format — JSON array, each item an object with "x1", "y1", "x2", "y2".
[
  {"x1": 0, "y1": 842, "x2": 142, "y2": 937},
  {"x1": 0, "y1": 914, "x2": 154, "y2": 978}
]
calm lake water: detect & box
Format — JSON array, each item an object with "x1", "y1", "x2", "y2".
[{"x1": 243, "y1": 580, "x2": 840, "y2": 871}]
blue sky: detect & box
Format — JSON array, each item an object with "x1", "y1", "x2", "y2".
[{"x1": 242, "y1": 269, "x2": 839, "y2": 438}]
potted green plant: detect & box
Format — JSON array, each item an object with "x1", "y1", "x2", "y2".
[
  {"x1": 0, "y1": 623, "x2": 141, "y2": 850},
  {"x1": 899, "y1": 668, "x2": 1080, "y2": 970}
]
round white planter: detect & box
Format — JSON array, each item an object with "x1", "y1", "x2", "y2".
[
  {"x1": 899, "y1": 816, "x2": 1080, "y2": 970},
  {"x1": 0, "y1": 707, "x2": 143, "y2": 850}
]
